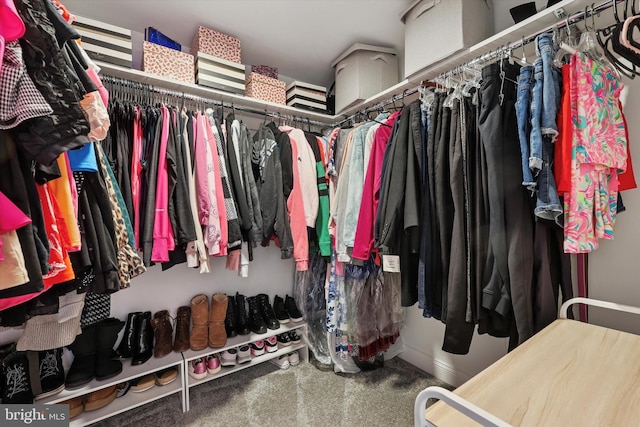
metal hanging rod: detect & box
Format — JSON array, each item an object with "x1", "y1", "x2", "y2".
[
  {"x1": 100, "y1": 75, "x2": 328, "y2": 127},
  {"x1": 338, "y1": 0, "x2": 620, "y2": 126}
]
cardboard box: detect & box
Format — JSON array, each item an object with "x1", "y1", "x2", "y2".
[
  {"x1": 191, "y1": 26, "x2": 241, "y2": 63},
  {"x1": 196, "y1": 51, "x2": 246, "y2": 95},
  {"x1": 246, "y1": 72, "x2": 286, "y2": 105},
  {"x1": 286, "y1": 81, "x2": 327, "y2": 113},
  {"x1": 71, "y1": 15, "x2": 132, "y2": 68},
  {"x1": 142, "y1": 41, "x2": 195, "y2": 84}
]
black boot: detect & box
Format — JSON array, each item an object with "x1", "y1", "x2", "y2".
[
  {"x1": 132, "y1": 312, "x2": 153, "y2": 366},
  {"x1": 246, "y1": 297, "x2": 267, "y2": 334},
  {"x1": 257, "y1": 294, "x2": 280, "y2": 330},
  {"x1": 285, "y1": 295, "x2": 303, "y2": 322},
  {"x1": 273, "y1": 295, "x2": 290, "y2": 324},
  {"x1": 1, "y1": 345, "x2": 33, "y2": 404},
  {"x1": 235, "y1": 293, "x2": 250, "y2": 335},
  {"x1": 31, "y1": 348, "x2": 65, "y2": 400},
  {"x1": 115, "y1": 312, "x2": 141, "y2": 358},
  {"x1": 66, "y1": 324, "x2": 97, "y2": 388},
  {"x1": 96, "y1": 318, "x2": 125, "y2": 380},
  {"x1": 225, "y1": 295, "x2": 238, "y2": 338}
]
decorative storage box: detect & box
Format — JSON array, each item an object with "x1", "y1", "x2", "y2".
[
  {"x1": 191, "y1": 26, "x2": 241, "y2": 63},
  {"x1": 331, "y1": 43, "x2": 398, "y2": 114},
  {"x1": 196, "y1": 51, "x2": 246, "y2": 95},
  {"x1": 246, "y1": 72, "x2": 286, "y2": 105},
  {"x1": 286, "y1": 81, "x2": 327, "y2": 113},
  {"x1": 251, "y1": 65, "x2": 278, "y2": 80},
  {"x1": 71, "y1": 15, "x2": 132, "y2": 68},
  {"x1": 401, "y1": 0, "x2": 493, "y2": 78},
  {"x1": 142, "y1": 41, "x2": 195, "y2": 84}
]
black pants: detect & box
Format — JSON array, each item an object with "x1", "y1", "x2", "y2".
[{"x1": 478, "y1": 60, "x2": 535, "y2": 346}]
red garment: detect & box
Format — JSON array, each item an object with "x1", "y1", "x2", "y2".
[
  {"x1": 48, "y1": 153, "x2": 81, "y2": 252},
  {"x1": 555, "y1": 64, "x2": 572, "y2": 196},
  {"x1": 131, "y1": 107, "x2": 143, "y2": 248},
  {"x1": 352, "y1": 112, "x2": 400, "y2": 260},
  {"x1": 618, "y1": 108, "x2": 637, "y2": 191}
]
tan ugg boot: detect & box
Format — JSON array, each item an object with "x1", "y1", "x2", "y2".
[
  {"x1": 208, "y1": 293, "x2": 228, "y2": 348},
  {"x1": 189, "y1": 294, "x2": 209, "y2": 351}
]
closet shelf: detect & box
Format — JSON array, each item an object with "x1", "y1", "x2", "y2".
[
  {"x1": 182, "y1": 321, "x2": 306, "y2": 362},
  {"x1": 336, "y1": 0, "x2": 590, "y2": 116},
  {"x1": 42, "y1": 352, "x2": 184, "y2": 404},
  {"x1": 95, "y1": 61, "x2": 337, "y2": 124},
  {"x1": 69, "y1": 377, "x2": 183, "y2": 427},
  {"x1": 186, "y1": 341, "x2": 307, "y2": 388}
]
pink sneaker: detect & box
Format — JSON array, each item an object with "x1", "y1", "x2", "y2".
[
  {"x1": 250, "y1": 339, "x2": 265, "y2": 357},
  {"x1": 265, "y1": 335, "x2": 278, "y2": 353},
  {"x1": 206, "y1": 354, "x2": 221, "y2": 375},
  {"x1": 189, "y1": 358, "x2": 207, "y2": 380}
]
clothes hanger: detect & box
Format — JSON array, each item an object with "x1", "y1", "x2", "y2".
[{"x1": 596, "y1": 0, "x2": 638, "y2": 78}]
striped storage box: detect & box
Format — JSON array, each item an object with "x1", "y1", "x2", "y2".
[
  {"x1": 196, "y1": 51, "x2": 245, "y2": 95},
  {"x1": 71, "y1": 15, "x2": 132, "y2": 68},
  {"x1": 286, "y1": 81, "x2": 327, "y2": 113}
]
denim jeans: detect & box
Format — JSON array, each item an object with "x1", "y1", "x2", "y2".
[
  {"x1": 529, "y1": 58, "x2": 544, "y2": 174},
  {"x1": 536, "y1": 33, "x2": 561, "y2": 136},
  {"x1": 534, "y1": 33, "x2": 563, "y2": 222},
  {"x1": 515, "y1": 66, "x2": 535, "y2": 189}
]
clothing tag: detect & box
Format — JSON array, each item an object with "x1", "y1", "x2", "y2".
[{"x1": 382, "y1": 255, "x2": 401, "y2": 273}]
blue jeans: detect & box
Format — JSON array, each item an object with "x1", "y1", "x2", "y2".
[
  {"x1": 536, "y1": 33, "x2": 561, "y2": 136},
  {"x1": 515, "y1": 66, "x2": 535, "y2": 189},
  {"x1": 534, "y1": 33, "x2": 563, "y2": 223},
  {"x1": 529, "y1": 58, "x2": 544, "y2": 174}
]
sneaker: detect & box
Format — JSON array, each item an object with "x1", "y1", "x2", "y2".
[
  {"x1": 288, "y1": 330, "x2": 302, "y2": 344},
  {"x1": 285, "y1": 295, "x2": 303, "y2": 322},
  {"x1": 34, "y1": 348, "x2": 65, "y2": 400},
  {"x1": 288, "y1": 351, "x2": 300, "y2": 367},
  {"x1": 265, "y1": 335, "x2": 278, "y2": 353},
  {"x1": 130, "y1": 374, "x2": 155, "y2": 392},
  {"x1": 250, "y1": 339, "x2": 265, "y2": 357},
  {"x1": 270, "y1": 354, "x2": 290, "y2": 370},
  {"x1": 155, "y1": 368, "x2": 178, "y2": 386},
  {"x1": 237, "y1": 345, "x2": 251, "y2": 364},
  {"x1": 1, "y1": 346, "x2": 33, "y2": 404},
  {"x1": 277, "y1": 333, "x2": 291, "y2": 347},
  {"x1": 206, "y1": 354, "x2": 221, "y2": 375},
  {"x1": 273, "y1": 295, "x2": 290, "y2": 324},
  {"x1": 116, "y1": 381, "x2": 131, "y2": 398},
  {"x1": 220, "y1": 349, "x2": 237, "y2": 367},
  {"x1": 189, "y1": 358, "x2": 208, "y2": 380}
]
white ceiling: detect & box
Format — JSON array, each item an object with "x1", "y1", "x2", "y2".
[{"x1": 62, "y1": 0, "x2": 414, "y2": 88}]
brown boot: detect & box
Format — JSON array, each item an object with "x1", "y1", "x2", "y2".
[
  {"x1": 208, "y1": 293, "x2": 228, "y2": 348},
  {"x1": 173, "y1": 306, "x2": 190, "y2": 352},
  {"x1": 151, "y1": 310, "x2": 173, "y2": 358},
  {"x1": 190, "y1": 294, "x2": 209, "y2": 351}
]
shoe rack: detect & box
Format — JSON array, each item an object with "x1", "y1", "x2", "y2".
[
  {"x1": 182, "y1": 321, "x2": 308, "y2": 411},
  {"x1": 39, "y1": 321, "x2": 307, "y2": 425},
  {"x1": 41, "y1": 352, "x2": 185, "y2": 427}
]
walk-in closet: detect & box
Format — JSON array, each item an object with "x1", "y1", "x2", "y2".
[{"x1": 1, "y1": 0, "x2": 640, "y2": 426}]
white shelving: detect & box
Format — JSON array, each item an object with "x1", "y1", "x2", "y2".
[
  {"x1": 182, "y1": 321, "x2": 308, "y2": 411},
  {"x1": 69, "y1": 375, "x2": 183, "y2": 427},
  {"x1": 96, "y1": 62, "x2": 336, "y2": 124},
  {"x1": 44, "y1": 352, "x2": 184, "y2": 404},
  {"x1": 41, "y1": 352, "x2": 185, "y2": 427}
]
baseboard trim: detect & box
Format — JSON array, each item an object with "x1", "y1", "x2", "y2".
[{"x1": 400, "y1": 342, "x2": 473, "y2": 387}]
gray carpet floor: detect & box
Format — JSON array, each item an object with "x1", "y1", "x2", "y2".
[{"x1": 91, "y1": 356, "x2": 450, "y2": 427}]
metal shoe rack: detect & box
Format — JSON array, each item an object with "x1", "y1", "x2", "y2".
[{"x1": 40, "y1": 322, "x2": 307, "y2": 426}]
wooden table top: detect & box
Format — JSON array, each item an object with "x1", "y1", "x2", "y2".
[{"x1": 426, "y1": 319, "x2": 640, "y2": 426}]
